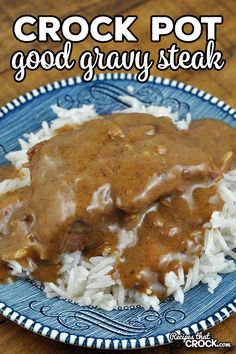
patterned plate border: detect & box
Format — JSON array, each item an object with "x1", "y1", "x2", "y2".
[{"x1": 0, "y1": 72, "x2": 236, "y2": 350}]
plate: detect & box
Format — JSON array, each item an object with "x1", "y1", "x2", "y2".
[{"x1": 0, "y1": 73, "x2": 235, "y2": 350}]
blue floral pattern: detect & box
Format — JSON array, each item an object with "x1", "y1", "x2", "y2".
[{"x1": 29, "y1": 301, "x2": 185, "y2": 335}]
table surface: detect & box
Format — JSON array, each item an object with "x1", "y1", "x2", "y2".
[{"x1": 0, "y1": 0, "x2": 236, "y2": 353}]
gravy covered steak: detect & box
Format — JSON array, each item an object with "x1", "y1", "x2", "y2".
[{"x1": 0, "y1": 113, "x2": 236, "y2": 301}]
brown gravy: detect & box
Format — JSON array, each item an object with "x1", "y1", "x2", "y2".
[
  {"x1": 0, "y1": 165, "x2": 19, "y2": 182},
  {"x1": 0, "y1": 114, "x2": 236, "y2": 299}
]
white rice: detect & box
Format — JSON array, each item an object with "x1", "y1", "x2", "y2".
[{"x1": 2, "y1": 93, "x2": 236, "y2": 311}]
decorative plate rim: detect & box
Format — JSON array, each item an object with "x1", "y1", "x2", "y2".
[{"x1": 0, "y1": 72, "x2": 236, "y2": 350}]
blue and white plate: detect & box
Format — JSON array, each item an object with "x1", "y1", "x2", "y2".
[{"x1": 0, "y1": 73, "x2": 235, "y2": 350}]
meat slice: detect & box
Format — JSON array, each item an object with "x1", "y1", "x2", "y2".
[{"x1": 28, "y1": 114, "x2": 219, "y2": 258}]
